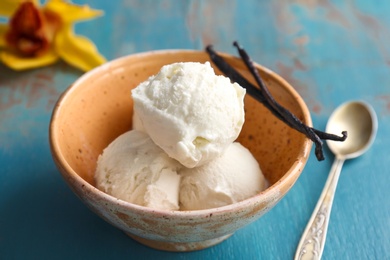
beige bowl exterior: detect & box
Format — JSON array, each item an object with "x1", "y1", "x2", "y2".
[{"x1": 49, "y1": 50, "x2": 312, "y2": 251}]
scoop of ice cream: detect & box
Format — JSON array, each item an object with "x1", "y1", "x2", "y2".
[
  {"x1": 95, "y1": 130, "x2": 182, "y2": 210},
  {"x1": 131, "y1": 62, "x2": 246, "y2": 168},
  {"x1": 179, "y1": 142, "x2": 266, "y2": 210},
  {"x1": 132, "y1": 110, "x2": 145, "y2": 132}
]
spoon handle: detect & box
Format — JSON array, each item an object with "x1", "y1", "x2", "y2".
[{"x1": 294, "y1": 158, "x2": 345, "y2": 260}]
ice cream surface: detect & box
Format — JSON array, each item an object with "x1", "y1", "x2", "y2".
[
  {"x1": 95, "y1": 61, "x2": 266, "y2": 211},
  {"x1": 179, "y1": 142, "x2": 266, "y2": 210},
  {"x1": 95, "y1": 132, "x2": 265, "y2": 211},
  {"x1": 132, "y1": 62, "x2": 246, "y2": 168},
  {"x1": 95, "y1": 130, "x2": 182, "y2": 210}
]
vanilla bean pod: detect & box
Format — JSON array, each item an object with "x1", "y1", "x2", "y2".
[
  {"x1": 205, "y1": 43, "x2": 347, "y2": 161},
  {"x1": 206, "y1": 44, "x2": 346, "y2": 141},
  {"x1": 233, "y1": 42, "x2": 327, "y2": 160}
]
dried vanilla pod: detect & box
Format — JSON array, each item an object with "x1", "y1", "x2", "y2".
[{"x1": 206, "y1": 42, "x2": 347, "y2": 161}]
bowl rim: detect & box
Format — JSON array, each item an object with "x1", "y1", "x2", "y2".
[{"x1": 49, "y1": 49, "x2": 312, "y2": 218}]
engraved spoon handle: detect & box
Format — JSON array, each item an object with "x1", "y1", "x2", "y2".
[{"x1": 294, "y1": 158, "x2": 345, "y2": 260}]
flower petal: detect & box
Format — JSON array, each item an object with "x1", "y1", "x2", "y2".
[
  {"x1": 0, "y1": 48, "x2": 59, "y2": 70},
  {"x1": 0, "y1": 0, "x2": 39, "y2": 16},
  {"x1": 0, "y1": 24, "x2": 8, "y2": 47},
  {"x1": 44, "y1": 0, "x2": 103, "y2": 24},
  {"x1": 55, "y1": 25, "x2": 106, "y2": 72}
]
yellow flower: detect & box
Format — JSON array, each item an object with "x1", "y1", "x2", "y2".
[{"x1": 0, "y1": 0, "x2": 106, "y2": 71}]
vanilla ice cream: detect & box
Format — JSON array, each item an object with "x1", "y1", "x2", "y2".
[
  {"x1": 96, "y1": 61, "x2": 266, "y2": 211},
  {"x1": 95, "y1": 130, "x2": 182, "y2": 210},
  {"x1": 179, "y1": 142, "x2": 266, "y2": 210},
  {"x1": 132, "y1": 62, "x2": 246, "y2": 168}
]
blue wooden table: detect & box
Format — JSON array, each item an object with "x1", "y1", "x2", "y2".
[{"x1": 1, "y1": 1, "x2": 389, "y2": 259}]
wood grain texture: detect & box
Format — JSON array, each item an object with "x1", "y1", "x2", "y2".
[{"x1": 1, "y1": 0, "x2": 389, "y2": 259}]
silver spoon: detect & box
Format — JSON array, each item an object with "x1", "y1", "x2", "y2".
[{"x1": 295, "y1": 101, "x2": 378, "y2": 260}]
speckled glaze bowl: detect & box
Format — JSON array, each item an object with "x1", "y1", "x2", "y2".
[{"x1": 49, "y1": 50, "x2": 312, "y2": 252}]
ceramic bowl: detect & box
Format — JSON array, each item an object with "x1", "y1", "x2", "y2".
[{"x1": 49, "y1": 50, "x2": 312, "y2": 252}]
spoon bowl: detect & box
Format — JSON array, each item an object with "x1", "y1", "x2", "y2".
[
  {"x1": 295, "y1": 100, "x2": 377, "y2": 260},
  {"x1": 326, "y1": 101, "x2": 378, "y2": 159}
]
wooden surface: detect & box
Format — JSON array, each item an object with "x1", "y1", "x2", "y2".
[{"x1": 1, "y1": 1, "x2": 389, "y2": 259}]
